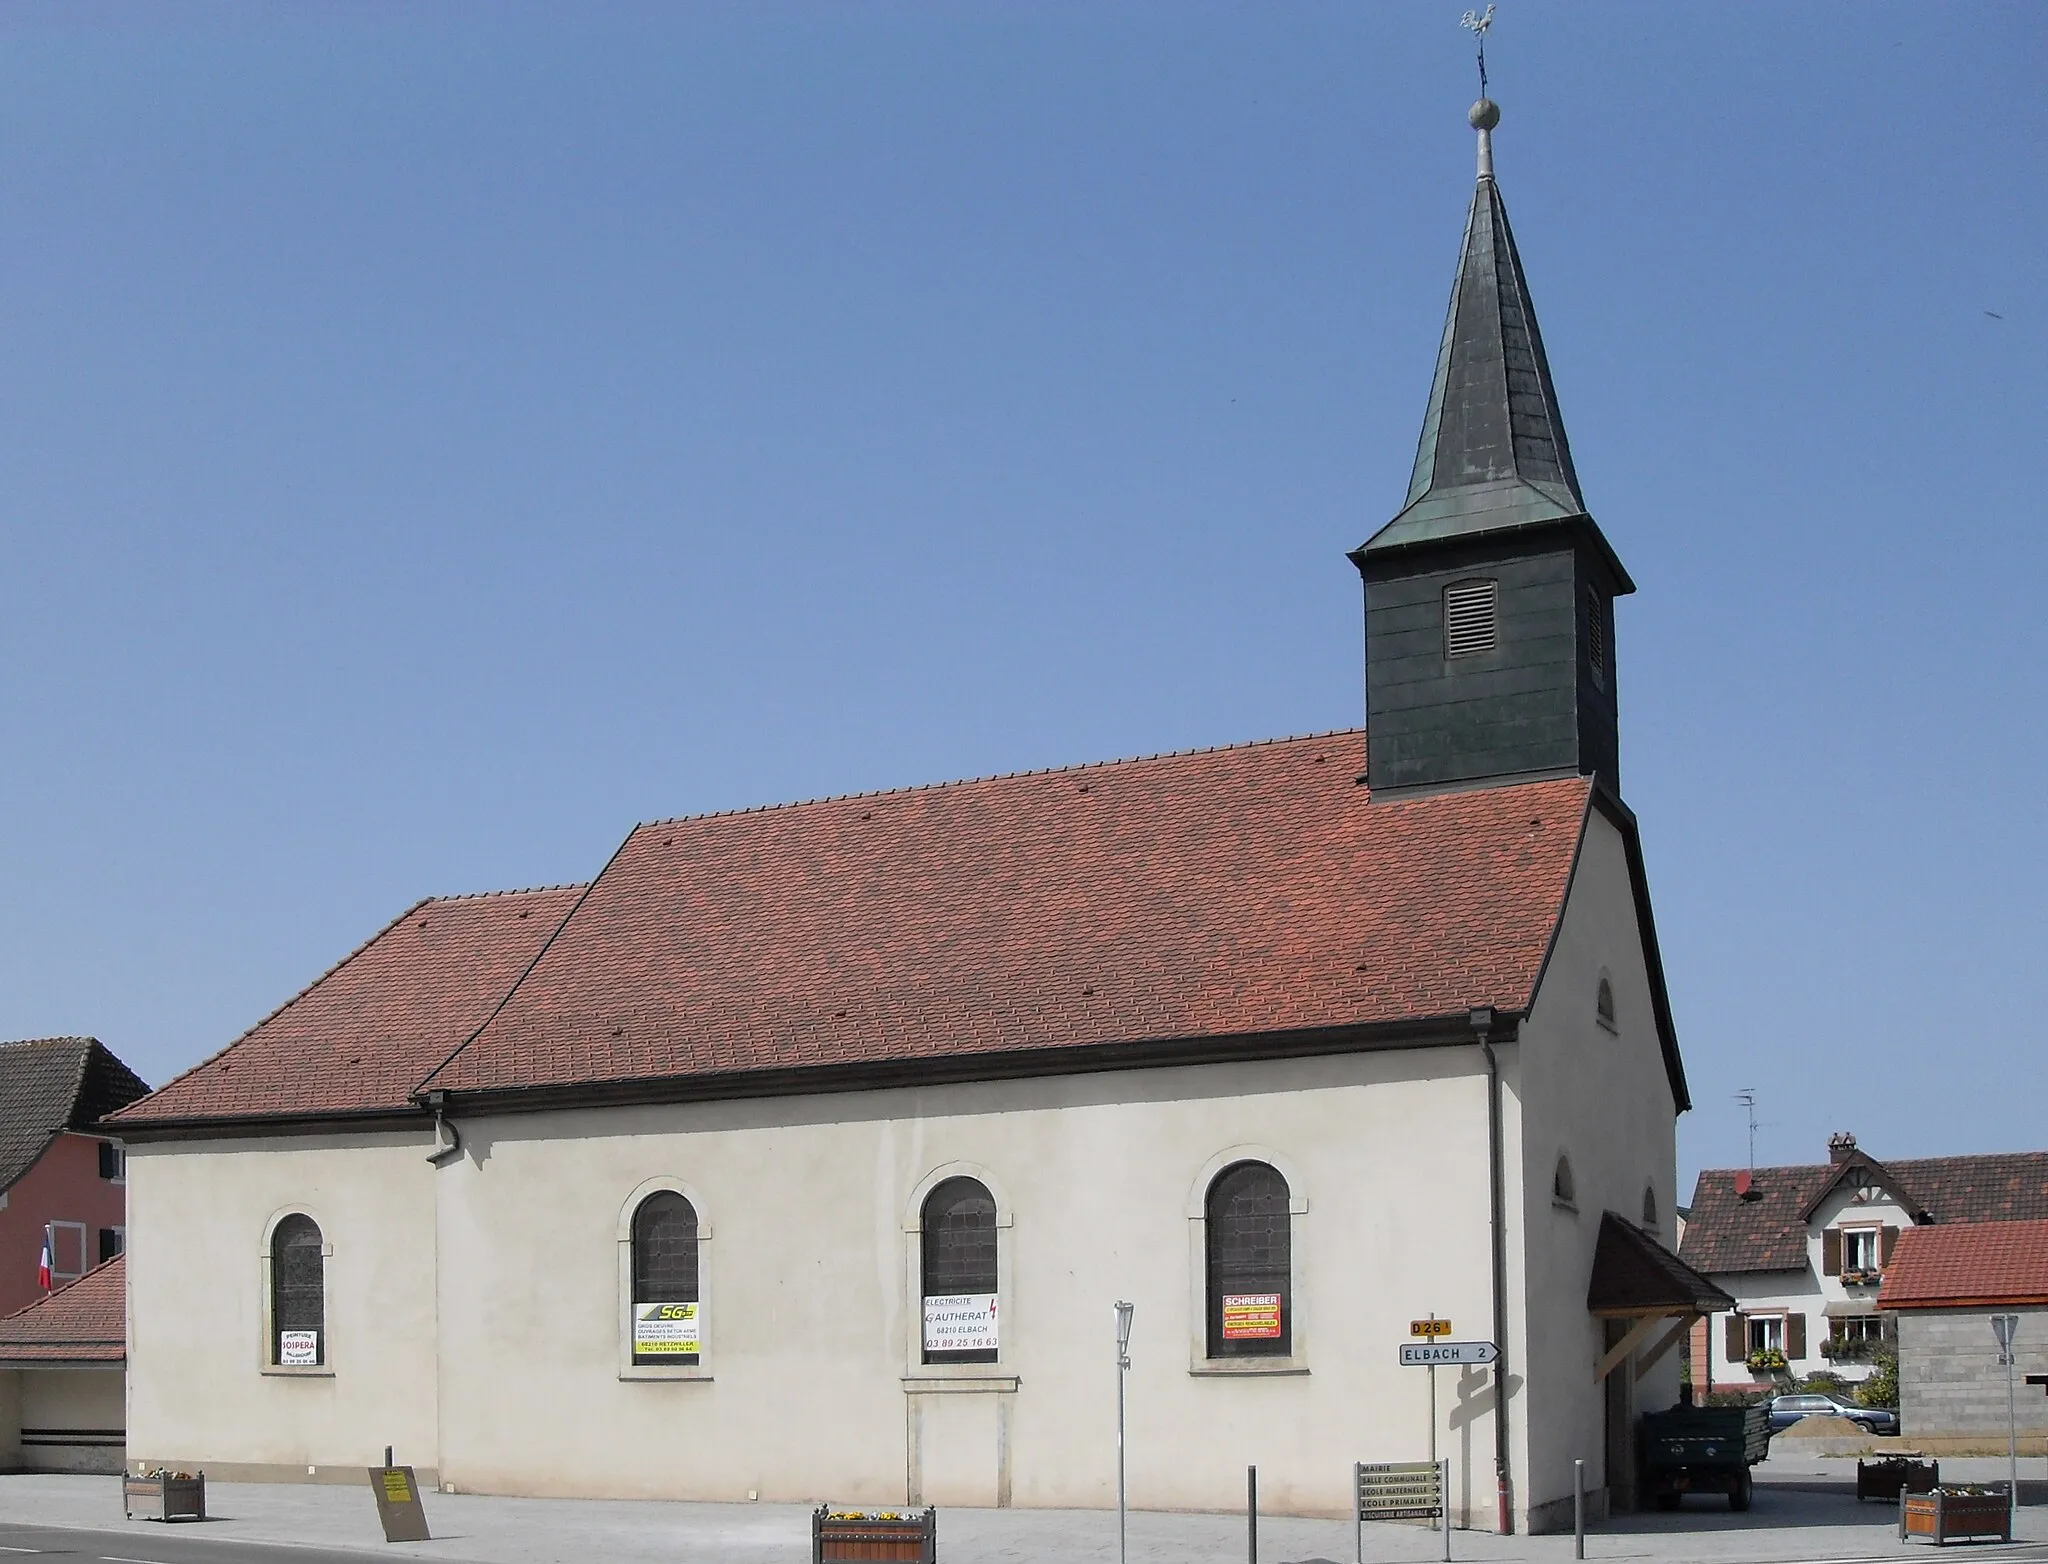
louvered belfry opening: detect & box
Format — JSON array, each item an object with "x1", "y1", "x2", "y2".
[
  {"x1": 270, "y1": 1213, "x2": 325, "y2": 1365},
  {"x1": 921, "y1": 1176, "x2": 998, "y2": 1363},
  {"x1": 632, "y1": 1192, "x2": 701, "y2": 1364},
  {"x1": 1205, "y1": 1161, "x2": 1292, "y2": 1358},
  {"x1": 1443, "y1": 578, "x2": 1499, "y2": 659}
]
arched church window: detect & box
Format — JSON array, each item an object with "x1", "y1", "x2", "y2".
[
  {"x1": 1643, "y1": 1184, "x2": 1660, "y2": 1230},
  {"x1": 632, "y1": 1192, "x2": 700, "y2": 1366},
  {"x1": 1443, "y1": 579, "x2": 1499, "y2": 659},
  {"x1": 270, "y1": 1213, "x2": 325, "y2": 1366},
  {"x1": 1553, "y1": 1154, "x2": 1577, "y2": 1209},
  {"x1": 1205, "y1": 1161, "x2": 1291, "y2": 1358},
  {"x1": 921, "y1": 1177, "x2": 998, "y2": 1364},
  {"x1": 1596, "y1": 976, "x2": 1617, "y2": 1031}
]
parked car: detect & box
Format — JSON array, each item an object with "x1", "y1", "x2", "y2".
[{"x1": 1766, "y1": 1392, "x2": 1899, "y2": 1436}]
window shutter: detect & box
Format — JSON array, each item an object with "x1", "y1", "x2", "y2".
[
  {"x1": 1881, "y1": 1225, "x2": 1900, "y2": 1264},
  {"x1": 1786, "y1": 1313, "x2": 1807, "y2": 1359},
  {"x1": 1724, "y1": 1314, "x2": 1744, "y2": 1363},
  {"x1": 1443, "y1": 580, "x2": 1498, "y2": 658},
  {"x1": 1822, "y1": 1229, "x2": 1842, "y2": 1276}
]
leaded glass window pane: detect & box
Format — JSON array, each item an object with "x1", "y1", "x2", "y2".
[
  {"x1": 632, "y1": 1193, "x2": 700, "y2": 1366},
  {"x1": 1205, "y1": 1161, "x2": 1291, "y2": 1359},
  {"x1": 271, "y1": 1213, "x2": 325, "y2": 1366},
  {"x1": 921, "y1": 1177, "x2": 997, "y2": 1364}
]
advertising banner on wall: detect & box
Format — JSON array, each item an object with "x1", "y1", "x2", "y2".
[
  {"x1": 923, "y1": 1293, "x2": 998, "y2": 1354},
  {"x1": 633, "y1": 1302, "x2": 702, "y2": 1355},
  {"x1": 279, "y1": 1329, "x2": 321, "y2": 1365},
  {"x1": 1221, "y1": 1293, "x2": 1282, "y2": 1340}
]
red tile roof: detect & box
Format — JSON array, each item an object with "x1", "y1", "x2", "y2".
[
  {"x1": 1879, "y1": 1218, "x2": 2048, "y2": 1309},
  {"x1": 0, "y1": 1255, "x2": 124, "y2": 1363},
  {"x1": 421, "y1": 734, "x2": 1594, "y2": 1099},
  {"x1": 1680, "y1": 1152, "x2": 2048, "y2": 1275},
  {"x1": 112, "y1": 888, "x2": 582, "y2": 1126}
]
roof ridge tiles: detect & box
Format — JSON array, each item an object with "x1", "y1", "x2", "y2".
[
  {"x1": 418, "y1": 883, "x2": 590, "y2": 904},
  {"x1": 634, "y1": 729, "x2": 1369, "y2": 831}
]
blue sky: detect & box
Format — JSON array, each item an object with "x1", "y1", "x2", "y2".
[{"x1": 2, "y1": 3, "x2": 2040, "y2": 1196}]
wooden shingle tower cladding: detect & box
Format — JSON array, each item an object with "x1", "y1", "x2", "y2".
[{"x1": 1352, "y1": 100, "x2": 1634, "y2": 800}]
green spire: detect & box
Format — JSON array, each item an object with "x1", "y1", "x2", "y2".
[{"x1": 1357, "y1": 98, "x2": 1599, "y2": 563}]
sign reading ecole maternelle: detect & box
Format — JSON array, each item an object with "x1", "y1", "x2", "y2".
[{"x1": 923, "y1": 1293, "x2": 998, "y2": 1353}]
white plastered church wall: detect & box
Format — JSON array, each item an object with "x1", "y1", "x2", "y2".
[
  {"x1": 124, "y1": 1131, "x2": 441, "y2": 1480},
  {"x1": 1510, "y1": 806, "x2": 1682, "y2": 1530}
]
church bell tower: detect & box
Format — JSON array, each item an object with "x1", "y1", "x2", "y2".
[{"x1": 1352, "y1": 97, "x2": 1633, "y2": 800}]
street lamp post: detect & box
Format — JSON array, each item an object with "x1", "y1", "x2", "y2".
[
  {"x1": 1993, "y1": 1314, "x2": 2019, "y2": 1539},
  {"x1": 1116, "y1": 1301, "x2": 1135, "y2": 1564}
]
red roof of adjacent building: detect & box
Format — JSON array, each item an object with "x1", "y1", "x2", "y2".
[
  {"x1": 112, "y1": 888, "x2": 582, "y2": 1126},
  {"x1": 0, "y1": 1255, "x2": 125, "y2": 1363},
  {"x1": 420, "y1": 735, "x2": 1597, "y2": 1100},
  {"x1": 1878, "y1": 1218, "x2": 2048, "y2": 1310},
  {"x1": 1679, "y1": 1149, "x2": 2048, "y2": 1275}
]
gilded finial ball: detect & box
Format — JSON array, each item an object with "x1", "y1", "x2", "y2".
[{"x1": 1469, "y1": 98, "x2": 1500, "y2": 131}]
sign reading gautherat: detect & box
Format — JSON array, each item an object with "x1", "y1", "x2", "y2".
[{"x1": 1400, "y1": 1340, "x2": 1497, "y2": 1366}]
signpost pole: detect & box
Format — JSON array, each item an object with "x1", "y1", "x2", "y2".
[
  {"x1": 1440, "y1": 1458, "x2": 1451, "y2": 1564},
  {"x1": 1427, "y1": 1313, "x2": 1439, "y2": 1531},
  {"x1": 1115, "y1": 1302, "x2": 1134, "y2": 1564},
  {"x1": 1994, "y1": 1315, "x2": 2019, "y2": 1540}
]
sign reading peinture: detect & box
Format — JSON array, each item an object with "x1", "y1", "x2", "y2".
[
  {"x1": 279, "y1": 1330, "x2": 319, "y2": 1366},
  {"x1": 923, "y1": 1293, "x2": 998, "y2": 1353},
  {"x1": 1221, "y1": 1294, "x2": 1283, "y2": 1340},
  {"x1": 1400, "y1": 1340, "x2": 1497, "y2": 1366},
  {"x1": 633, "y1": 1302, "x2": 701, "y2": 1356}
]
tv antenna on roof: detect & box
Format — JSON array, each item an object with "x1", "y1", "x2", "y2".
[
  {"x1": 1461, "y1": 5, "x2": 1496, "y2": 98},
  {"x1": 1734, "y1": 1089, "x2": 1759, "y2": 1172}
]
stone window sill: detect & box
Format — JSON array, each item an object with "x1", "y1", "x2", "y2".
[
  {"x1": 1189, "y1": 1358, "x2": 1308, "y2": 1377},
  {"x1": 619, "y1": 1366, "x2": 713, "y2": 1382},
  {"x1": 260, "y1": 1365, "x2": 335, "y2": 1379},
  {"x1": 901, "y1": 1374, "x2": 1020, "y2": 1393}
]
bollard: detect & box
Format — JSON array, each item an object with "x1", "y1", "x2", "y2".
[
  {"x1": 1247, "y1": 1465, "x2": 1257, "y2": 1564},
  {"x1": 384, "y1": 1445, "x2": 394, "y2": 1468},
  {"x1": 1573, "y1": 1459, "x2": 1585, "y2": 1560}
]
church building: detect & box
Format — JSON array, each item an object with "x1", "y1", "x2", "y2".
[{"x1": 110, "y1": 97, "x2": 1722, "y2": 1534}]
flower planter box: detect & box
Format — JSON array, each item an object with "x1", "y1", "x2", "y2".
[
  {"x1": 813, "y1": 1505, "x2": 936, "y2": 1564},
  {"x1": 123, "y1": 1472, "x2": 206, "y2": 1522},
  {"x1": 1900, "y1": 1489, "x2": 2010, "y2": 1545},
  {"x1": 1858, "y1": 1456, "x2": 1937, "y2": 1502}
]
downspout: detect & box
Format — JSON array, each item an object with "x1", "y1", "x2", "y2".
[
  {"x1": 425, "y1": 1092, "x2": 462, "y2": 1168},
  {"x1": 1472, "y1": 1005, "x2": 1512, "y2": 1535}
]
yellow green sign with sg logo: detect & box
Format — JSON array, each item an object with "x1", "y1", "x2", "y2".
[{"x1": 634, "y1": 1301, "x2": 701, "y2": 1354}]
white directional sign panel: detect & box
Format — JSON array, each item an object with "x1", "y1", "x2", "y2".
[{"x1": 1400, "y1": 1340, "x2": 1498, "y2": 1366}]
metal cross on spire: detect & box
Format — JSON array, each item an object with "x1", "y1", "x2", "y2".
[{"x1": 1461, "y1": 5, "x2": 1496, "y2": 98}]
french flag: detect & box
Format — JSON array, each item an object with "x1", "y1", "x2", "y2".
[{"x1": 38, "y1": 1228, "x2": 51, "y2": 1291}]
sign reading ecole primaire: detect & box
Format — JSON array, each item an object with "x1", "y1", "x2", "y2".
[
  {"x1": 278, "y1": 1330, "x2": 319, "y2": 1366},
  {"x1": 923, "y1": 1293, "x2": 997, "y2": 1353},
  {"x1": 633, "y1": 1302, "x2": 701, "y2": 1355},
  {"x1": 1221, "y1": 1293, "x2": 1283, "y2": 1340}
]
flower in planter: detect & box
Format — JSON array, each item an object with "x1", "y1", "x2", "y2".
[{"x1": 1745, "y1": 1347, "x2": 1788, "y2": 1372}]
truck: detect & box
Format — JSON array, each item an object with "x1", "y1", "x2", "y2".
[{"x1": 1637, "y1": 1401, "x2": 1772, "y2": 1511}]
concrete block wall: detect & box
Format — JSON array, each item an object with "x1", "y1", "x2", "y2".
[{"x1": 1899, "y1": 1307, "x2": 2048, "y2": 1442}]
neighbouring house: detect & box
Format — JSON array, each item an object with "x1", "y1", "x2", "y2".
[
  {"x1": 109, "y1": 96, "x2": 1720, "y2": 1534},
  {"x1": 0, "y1": 1256, "x2": 127, "y2": 1473},
  {"x1": 1680, "y1": 1134, "x2": 2048, "y2": 1393},
  {"x1": 0, "y1": 1037, "x2": 151, "y2": 1318},
  {"x1": 1878, "y1": 1218, "x2": 2048, "y2": 1454}
]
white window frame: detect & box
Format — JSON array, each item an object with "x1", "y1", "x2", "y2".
[
  {"x1": 259, "y1": 1207, "x2": 335, "y2": 1378},
  {"x1": 1185, "y1": 1145, "x2": 1310, "y2": 1377},
  {"x1": 617, "y1": 1176, "x2": 714, "y2": 1383},
  {"x1": 46, "y1": 1220, "x2": 88, "y2": 1284},
  {"x1": 1746, "y1": 1313, "x2": 1785, "y2": 1356},
  {"x1": 902, "y1": 1161, "x2": 1015, "y2": 1386},
  {"x1": 1840, "y1": 1224, "x2": 1883, "y2": 1274}
]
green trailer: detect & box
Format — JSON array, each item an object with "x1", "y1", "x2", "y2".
[{"x1": 1638, "y1": 1403, "x2": 1771, "y2": 1511}]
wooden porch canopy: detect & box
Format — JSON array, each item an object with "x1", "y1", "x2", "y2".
[{"x1": 1587, "y1": 1211, "x2": 1734, "y2": 1384}]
